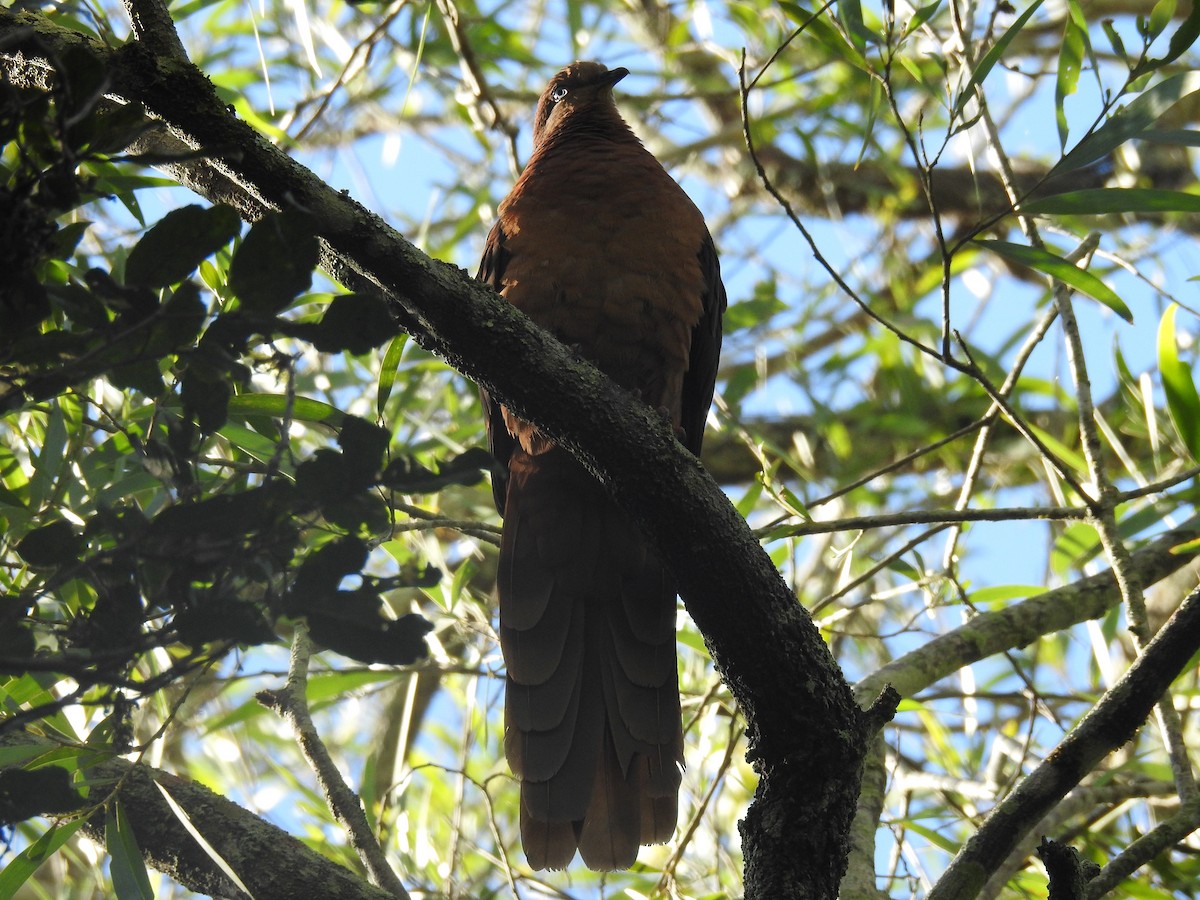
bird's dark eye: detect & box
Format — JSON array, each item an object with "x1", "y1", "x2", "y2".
[{"x1": 550, "y1": 86, "x2": 568, "y2": 102}]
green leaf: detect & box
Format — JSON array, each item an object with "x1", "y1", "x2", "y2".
[
  {"x1": 1055, "y1": 14, "x2": 1086, "y2": 148},
  {"x1": 725, "y1": 278, "x2": 786, "y2": 330},
  {"x1": 226, "y1": 393, "x2": 344, "y2": 427},
  {"x1": 0, "y1": 820, "x2": 87, "y2": 896},
  {"x1": 1020, "y1": 188, "x2": 1200, "y2": 216},
  {"x1": 1140, "y1": 0, "x2": 1200, "y2": 73},
  {"x1": 779, "y1": 3, "x2": 869, "y2": 71},
  {"x1": 152, "y1": 780, "x2": 252, "y2": 895},
  {"x1": 45, "y1": 220, "x2": 92, "y2": 262},
  {"x1": 215, "y1": 422, "x2": 280, "y2": 462},
  {"x1": 125, "y1": 205, "x2": 241, "y2": 288},
  {"x1": 837, "y1": 0, "x2": 875, "y2": 46},
  {"x1": 1102, "y1": 19, "x2": 1130, "y2": 67},
  {"x1": 952, "y1": 0, "x2": 1047, "y2": 118},
  {"x1": 1147, "y1": 0, "x2": 1177, "y2": 40},
  {"x1": 15, "y1": 520, "x2": 84, "y2": 568},
  {"x1": 376, "y1": 333, "x2": 408, "y2": 418},
  {"x1": 152, "y1": 282, "x2": 208, "y2": 352},
  {"x1": 971, "y1": 584, "x2": 1047, "y2": 606},
  {"x1": 1137, "y1": 128, "x2": 1200, "y2": 147},
  {"x1": 974, "y1": 239, "x2": 1132, "y2": 322},
  {"x1": 106, "y1": 800, "x2": 153, "y2": 900},
  {"x1": 1157, "y1": 304, "x2": 1200, "y2": 461},
  {"x1": 1053, "y1": 71, "x2": 1200, "y2": 174},
  {"x1": 904, "y1": 820, "x2": 963, "y2": 854},
  {"x1": 87, "y1": 101, "x2": 154, "y2": 156},
  {"x1": 228, "y1": 211, "x2": 319, "y2": 315},
  {"x1": 903, "y1": 0, "x2": 944, "y2": 36},
  {"x1": 1052, "y1": 521, "x2": 1102, "y2": 574},
  {"x1": 0, "y1": 744, "x2": 45, "y2": 768}
]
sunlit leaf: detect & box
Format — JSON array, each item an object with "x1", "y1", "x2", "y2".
[
  {"x1": 107, "y1": 800, "x2": 153, "y2": 900},
  {"x1": 0, "y1": 820, "x2": 87, "y2": 895},
  {"x1": 1137, "y1": 0, "x2": 1200, "y2": 73},
  {"x1": 1053, "y1": 71, "x2": 1200, "y2": 174},
  {"x1": 1021, "y1": 188, "x2": 1200, "y2": 216},
  {"x1": 952, "y1": 0, "x2": 1046, "y2": 118},
  {"x1": 226, "y1": 393, "x2": 344, "y2": 427},
  {"x1": 1055, "y1": 12, "x2": 1085, "y2": 149},
  {"x1": 377, "y1": 333, "x2": 408, "y2": 418},
  {"x1": 155, "y1": 782, "x2": 253, "y2": 895},
  {"x1": 1157, "y1": 304, "x2": 1200, "y2": 461},
  {"x1": 903, "y1": 0, "x2": 944, "y2": 36},
  {"x1": 974, "y1": 239, "x2": 1132, "y2": 322}
]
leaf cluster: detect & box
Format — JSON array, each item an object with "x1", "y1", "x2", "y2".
[{"x1": 0, "y1": 58, "x2": 497, "y2": 772}]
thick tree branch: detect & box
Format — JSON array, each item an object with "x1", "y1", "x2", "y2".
[
  {"x1": 854, "y1": 518, "x2": 1200, "y2": 704},
  {"x1": 845, "y1": 521, "x2": 1200, "y2": 896},
  {"x1": 925, "y1": 582, "x2": 1200, "y2": 900},
  {"x1": 0, "y1": 731, "x2": 399, "y2": 900},
  {"x1": 0, "y1": 10, "x2": 885, "y2": 897}
]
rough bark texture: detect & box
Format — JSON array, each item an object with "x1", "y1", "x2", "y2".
[
  {"x1": 0, "y1": 732, "x2": 396, "y2": 900},
  {"x1": 926, "y1": 582, "x2": 1200, "y2": 900}
]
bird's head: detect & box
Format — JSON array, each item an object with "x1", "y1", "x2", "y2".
[{"x1": 531, "y1": 61, "x2": 631, "y2": 148}]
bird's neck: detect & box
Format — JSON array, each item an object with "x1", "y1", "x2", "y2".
[{"x1": 534, "y1": 112, "x2": 642, "y2": 156}]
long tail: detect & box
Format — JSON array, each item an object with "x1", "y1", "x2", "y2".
[{"x1": 498, "y1": 446, "x2": 683, "y2": 870}]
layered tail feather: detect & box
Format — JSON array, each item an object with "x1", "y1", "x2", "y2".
[{"x1": 498, "y1": 447, "x2": 683, "y2": 870}]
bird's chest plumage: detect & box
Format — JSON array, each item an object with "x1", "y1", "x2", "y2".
[{"x1": 496, "y1": 139, "x2": 707, "y2": 414}]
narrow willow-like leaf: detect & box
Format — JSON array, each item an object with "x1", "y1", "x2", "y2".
[
  {"x1": 377, "y1": 333, "x2": 409, "y2": 419},
  {"x1": 1140, "y1": 0, "x2": 1200, "y2": 72},
  {"x1": 974, "y1": 239, "x2": 1133, "y2": 322},
  {"x1": 1056, "y1": 14, "x2": 1086, "y2": 148},
  {"x1": 106, "y1": 801, "x2": 153, "y2": 900},
  {"x1": 1020, "y1": 188, "x2": 1200, "y2": 215},
  {"x1": 903, "y1": 0, "x2": 944, "y2": 36},
  {"x1": 1157, "y1": 304, "x2": 1200, "y2": 461},
  {"x1": 1053, "y1": 70, "x2": 1200, "y2": 174},
  {"x1": 0, "y1": 820, "x2": 87, "y2": 895},
  {"x1": 225, "y1": 393, "x2": 344, "y2": 426},
  {"x1": 155, "y1": 780, "x2": 253, "y2": 895},
  {"x1": 952, "y1": 0, "x2": 1047, "y2": 118}
]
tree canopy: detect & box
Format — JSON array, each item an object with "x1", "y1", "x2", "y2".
[{"x1": 2, "y1": 0, "x2": 1200, "y2": 897}]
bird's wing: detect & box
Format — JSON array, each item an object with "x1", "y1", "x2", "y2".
[
  {"x1": 679, "y1": 234, "x2": 727, "y2": 457},
  {"x1": 476, "y1": 219, "x2": 517, "y2": 512}
]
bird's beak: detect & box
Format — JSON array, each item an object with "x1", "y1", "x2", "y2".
[{"x1": 602, "y1": 67, "x2": 630, "y2": 88}]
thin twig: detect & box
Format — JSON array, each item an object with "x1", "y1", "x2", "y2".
[
  {"x1": 759, "y1": 503, "x2": 1087, "y2": 540},
  {"x1": 258, "y1": 624, "x2": 411, "y2": 899},
  {"x1": 289, "y1": 0, "x2": 411, "y2": 144},
  {"x1": 968, "y1": 74, "x2": 1197, "y2": 801},
  {"x1": 434, "y1": 0, "x2": 521, "y2": 177},
  {"x1": 940, "y1": 284, "x2": 1062, "y2": 569},
  {"x1": 738, "y1": 50, "x2": 944, "y2": 364},
  {"x1": 813, "y1": 524, "x2": 950, "y2": 614},
  {"x1": 953, "y1": 335, "x2": 1091, "y2": 499},
  {"x1": 656, "y1": 712, "x2": 744, "y2": 895},
  {"x1": 1086, "y1": 792, "x2": 1200, "y2": 898}
]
